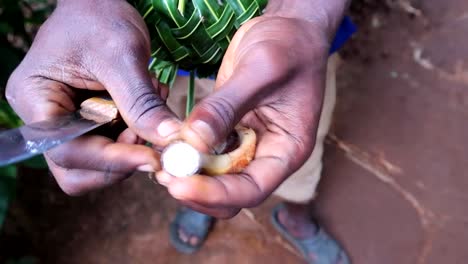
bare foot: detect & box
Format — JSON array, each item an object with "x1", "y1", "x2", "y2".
[
  {"x1": 277, "y1": 202, "x2": 318, "y2": 239},
  {"x1": 273, "y1": 203, "x2": 350, "y2": 263},
  {"x1": 178, "y1": 226, "x2": 201, "y2": 246},
  {"x1": 170, "y1": 208, "x2": 214, "y2": 254}
]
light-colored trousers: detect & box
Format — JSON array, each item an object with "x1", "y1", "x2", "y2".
[{"x1": 167, "y1": 55, "x2": 339, "y2": 204}]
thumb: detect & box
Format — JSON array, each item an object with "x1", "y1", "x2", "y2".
[
  {"x1": 99, "y1": 62, "x2": 181, "y2": 146},
  {"x1": 180, "y1": 68, "x2": 266, "y2": 152}
]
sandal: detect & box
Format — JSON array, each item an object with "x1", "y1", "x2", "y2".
[
  {"x1": 169, "y1": 207, "x2": 214, "y2": 254},
  {"x1": 271, "y1": 203, "x2": 350, "y2": 264}
]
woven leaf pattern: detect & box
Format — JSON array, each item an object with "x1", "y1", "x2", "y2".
[{"x1": 132, "y1": 0, "x2": 268, "y2": 86}]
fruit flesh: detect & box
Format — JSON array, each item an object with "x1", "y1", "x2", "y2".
[{"x1": 161, "y1": 127, "x2": 256, "y2": 177}]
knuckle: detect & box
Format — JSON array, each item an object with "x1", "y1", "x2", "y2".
[
  {"x1": 124, "y1": 34, "x2": 148, "y2": 52},
  {"x1": 102, "y1": 22, "x2": 149, "y2": 60},
  {"x1": 111, "y1": 36, "x2": 144, "y2": 55},
  {"x1": 127, "y1": 82, "x2": 166, "y2": 124},
  {"x1": 251, "y1": 45, "x2": 291, "y2": 77},
  {"x1": 200, "y1": 96, "x2": 236, "y2": 134}
]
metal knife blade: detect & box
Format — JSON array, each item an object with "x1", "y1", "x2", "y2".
[
  {"x1": 0, "y1": 97, "x2": 119, "y2": 166},
  {"x1": 0, "y1": 113, "x2": 109, "y2": 166}
]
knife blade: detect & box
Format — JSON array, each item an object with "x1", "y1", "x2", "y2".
[{"x1": 0, "y1": 97, "x2": 119, "y2": 166}]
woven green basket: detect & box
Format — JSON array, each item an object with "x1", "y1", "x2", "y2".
[{"x1": 132, "y1": 0, "x2": 268, "y2": 87}]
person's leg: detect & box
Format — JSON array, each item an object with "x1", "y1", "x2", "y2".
[
  {"x1": 166, "y1": 76, "x2": 217, "y2": 253},
  {"x1": 271, "y1": 54, "x2": 349, "y2": 263}
]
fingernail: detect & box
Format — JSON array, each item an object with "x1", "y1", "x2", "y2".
[
  {"x1": 156, "y1": 172, "x2": 172, "y2": 187},
  {"x1": 137, "y1": 164, "x2": 155, "y2": 172},
  {"x1": 157, "y1": 119, "x2": 181, "y2": 138},
  {"x1": 157, "y1": 179, "x2": 168, "y2": 187},
  {"x1": 190, "y1": 120, "x2": 216, "y2": 146}
]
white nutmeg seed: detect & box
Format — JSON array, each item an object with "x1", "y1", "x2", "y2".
[{"x1": 161, "y1": 141, "x2": 201, "y2": 177}]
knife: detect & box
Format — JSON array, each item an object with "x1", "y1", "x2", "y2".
[{"x1": 0, "y1": 97, "x2": 119, "y2": 167}]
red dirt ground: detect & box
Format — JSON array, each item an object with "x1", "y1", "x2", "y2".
[{"x1": 2, "y1": 0, "x2": 468, "y2": 263}]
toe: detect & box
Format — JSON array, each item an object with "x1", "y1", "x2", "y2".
[
  {"x1": 189, "y1": 236, "x2": 200, "y2": 246},
  {"x1": 178, "y1": 228, "x2": 189, "y2": 243}
]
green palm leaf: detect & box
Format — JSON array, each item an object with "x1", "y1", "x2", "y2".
[{"x1": 132, "y1": 0, "x2": 268, "y2": 86}]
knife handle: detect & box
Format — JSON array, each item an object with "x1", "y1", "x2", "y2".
[{"x1": 79, "y1": 97, "x2": 119, "y2": 123}]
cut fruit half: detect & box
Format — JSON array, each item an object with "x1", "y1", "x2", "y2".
[{"x1": 161, "y1": 126, "x2": 256, "y2": 177}]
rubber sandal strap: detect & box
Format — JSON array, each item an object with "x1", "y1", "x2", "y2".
[
  {"x1": 270, "y1": 203, "x2": 350, "y2": 264},
  {"x1": 169, "y1": 208, "x2": 214, "y2": 254}
]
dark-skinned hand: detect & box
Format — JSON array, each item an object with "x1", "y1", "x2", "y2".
[
  {"x1": 156, "y1": 13, "x2": 332, "y2": 218},
  {"x1": 6, "y1": 0, "x2": 180, "y2": 195}
]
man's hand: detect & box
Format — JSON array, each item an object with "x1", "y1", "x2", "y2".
[
  {"x1": 6, "y1": 0, "x2": 180, "y2": 195},
  {"x1": 156, "y1": 0, "x2": 348, "y2": 218}
]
